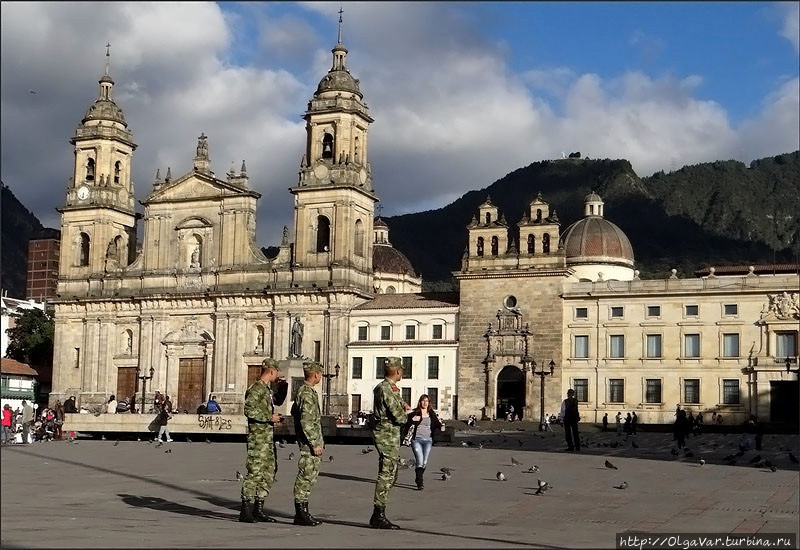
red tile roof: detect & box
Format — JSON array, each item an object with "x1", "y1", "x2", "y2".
[
  {"x1": 0, "y1": 358, "x2": 39, "y2": 377},
  {"x1": 354, "y1": 292, "x2": 459, "y2": 310}
]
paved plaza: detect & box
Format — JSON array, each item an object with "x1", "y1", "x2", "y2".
[{"x1": 1, "y1": 425, "x2": 798, "y2": 548}]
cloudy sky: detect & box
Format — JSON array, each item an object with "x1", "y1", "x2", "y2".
[{"x1": 1, "y1": 2, "x2": 798, "y2": 247}]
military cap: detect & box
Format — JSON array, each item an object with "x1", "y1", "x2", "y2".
[
  {"x1": 261, "y1": 358, "x2": 280, "y2": 370},
  {"x1": 385, "y1": 357, "x2": 403, "y2": 368},
  {"x1": 302, "y1": 361, "x2": 323, "y2": 374}
]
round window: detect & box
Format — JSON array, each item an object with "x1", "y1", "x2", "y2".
[{"x1": 504, "y1": 295, "x2": 517, "y2": 309}]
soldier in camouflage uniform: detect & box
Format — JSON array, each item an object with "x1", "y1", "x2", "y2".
[
  {"x1": 291, "y1": 361, "x2": 325, "y2": 526},
  {"x1": 369, "y1": 356, "x2": 410, "y2": 529},
  {"x1": 239, "y1": 358, "x2": 288, "y2": 523}
]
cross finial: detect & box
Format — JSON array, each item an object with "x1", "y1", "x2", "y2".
[
  {"x1": 337, "y1": 5, "x2": 343, "y2": 44},
  {"x1": 105, "y1": 42, "x2": 111, "y2": 76},
  {"x1": 376, "y1": 203, "x2": 383, "y2": 217}
]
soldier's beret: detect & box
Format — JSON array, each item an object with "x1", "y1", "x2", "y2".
[
  {"x1": 385, "y1": 357, "x2": 402, "y2": 368},
  {"x1": 262, "y1": 358, "x2": 280, "y2": 370},
  {"x1": 302, "y1": 361, "x2": 323, "y2": 374}
]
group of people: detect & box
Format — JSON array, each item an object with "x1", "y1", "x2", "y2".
[
  {"x1": 1, "y1": 400, "x2": 62, "y2": 444},
  {"x1": 240, "y1": 356, "x2": 445, "y2": 530},
  {"x1": 602, "y1": 411, "x2": 640, "y2": 436}
]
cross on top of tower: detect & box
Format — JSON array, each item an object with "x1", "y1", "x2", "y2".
[
  {"x1": 104, "y1": 42, "x2": 111, "y2": 76},
  {"x1": 337, "y1": 5, "x2": 343, "y2": 44},
  {"x1": 376, "y1": 203, "x2": 383, "y2": 217}
]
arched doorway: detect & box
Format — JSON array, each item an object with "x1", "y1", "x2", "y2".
[{"x1": 496, "y1": 365, "x2": 525, "y2": 420}]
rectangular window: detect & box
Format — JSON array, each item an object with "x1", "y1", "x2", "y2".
[
  {"x1": 647, "y1": 305, "x2": 661, "y2": 318},
  {"x1": 723, "y1": 379, "x2": 740, "y2": 404},
  {"x1": 375, "y1": 356, "x2": 387, "y2": 379},
  {"x1": 573, "y1": 378, "x2": 589, "y2": 402},
  {"x1": 609, "y1": 335, "x2": 625, "y2": 358},
  {"x1": 432, "y1": 324, "x2": 443, "y2": 339},
  {"x1": 313, "y1": 340, "x2": 321, "y2": 362},
  {"x1": 427, "y1": 387, "x2": 438, "y2": 409},
  {"x1": 74, "y1": 347, "x2": 81, "y2": 368},
  {"x1": 574, "y1": 335, "x2": 589, "y2": 358},
  {"x1": 723, "y1": 304, "x2": 738, "y2": 316},
  {"x1": 402, "y1": 356, "x2": 413, "y2": 378},
  {"x1": 608, "y1": 379, "x2": 624, "y2": 403},
  {"x1": 610, "y1": 306, "x2": 624, "y2": 318},
  {"x1": 380, "y1": 326, "x2": 391, "y2": 340},
  {"x1": 685, "y1": 305, "x2": 699, "y2": 317},
  {"x1": 575, "y1": 307, "x2": 588, "y2": 319},
  {"x1": 646, "y1": 379, "x2": 662, "y2": 403},
  {"x1": 427, "y1": 356, "x2": 439, "y2": 379},
  {"x1": 352, "y1": 357, "x2": 363, "y2": 379},
  {"x1": 684, "y1": 379, "x2": 700, "y2": 404},
  {"x1": 776, "y1": 331, "x2": 798, "y2": 358},
  {"x1": 405, "y1": 325, "x2": 416, "y2": 340},
  {"x1": 357, "y1": 326, "x2": 368, "y2": 341},
  {"x1": 723, "y1": 333, "x2": 740, "y2": 358},
  {"x1": 646, "y1": 334, "x2": 662, "y2": 358},
  {"x1": 684, "y1": 334, "x2": 700, "y2": 358},
  {"x1": 401, "y1": 387, "x2": 411, "y2": 406}
]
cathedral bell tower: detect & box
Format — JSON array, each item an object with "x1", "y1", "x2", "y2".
[
  {"x1": 290, "y1": 10, "x2": 377, "y2": 292},
  {"x1": 58, "y1": 45, "x2": 137, "y2": 292}
]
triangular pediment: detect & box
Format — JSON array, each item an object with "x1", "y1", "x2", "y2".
[{"x1": 143, "y1": 171, "x2": 258, "y2": 204}]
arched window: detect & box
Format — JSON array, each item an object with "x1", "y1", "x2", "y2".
[
  {"x1": 123, "y1": 329, "x2": 133, "y2": 354},
  {"x1": 322, "y1": 133, "x2": 334, "y2": 160},
  {"x1": 476, "y1": 237, "x2": 484, "y2": 257},
  {"x1": 386, "y1": 285, "x2": 396, "y2": 294},
  {"x1": 485, "y1": 212, "x2": 491, "y2": 225},
  {"x1": 354, "y1": 219, "x2": 364, "y2": 257},
  {"x1": 491, "y1": 236, "x2": 499, "y2": 256},
  {"x1": 527, "y1": 234, "x2": 535, "y2": 254},
  {"x1": 542, "y1": 233, "x2": 550, "y2": 254},
  {"x1": 535, "y1": 209, "x2": 542, "y2": 223},
  {"x1": 115, "y1": 235, "x2": 125, "y2": 265},
  {"x1": 79, "y1": 233, "x2": 90, "y2": 266},
  {"x1": 86, "y1": 158, "x2": 95, "y2": 181},
  {"x1": 114, "y1": 161, "x2": 121, "y2": 184},
  {"x1": 354, "y1": 136, "x2": 360, "y2": 164},
  {"x1": 316, "y1": 215, "x2": 331, "y2": 252}
]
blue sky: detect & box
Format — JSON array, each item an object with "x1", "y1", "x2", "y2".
[{"x1": 1, "y1": 2, "x2": 798, "y2": 243}]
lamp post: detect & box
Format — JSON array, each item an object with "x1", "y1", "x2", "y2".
[
  {"x1": 786, "y1": 356, "x2": 799, "y2": 376},
  {"x1": 322, "y1": 363, "x2": 340, "y2": 415},
  {"x1": 137, "y1": 366, "x2": 155, "y2": 414},
  {"x1": 532, "y1": 359, "x2": 555, "y2": 431}
]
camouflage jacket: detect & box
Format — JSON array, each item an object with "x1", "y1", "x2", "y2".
[
  {"x1": 372, "y1": 378, "x2": 407, "y2": 434},
  {"x1": 244, "y1": 379, "x2": 275, "y2": 425},
  {"x1": 293, "y1": 383, "x2": 323, "y2": 451}
]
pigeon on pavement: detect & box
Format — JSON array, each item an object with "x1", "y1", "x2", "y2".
[
  {"x1": 164, "y1": 449, "x2": 172, "y2": 454},
  {"x1": 605, "y1": 460, "x2": 618, "y2": 470},
  {"x1": 236, "y1": 471, "x2": 243, "y2": 481},
  {"x1": 288, "y1": 452, "x2": 295, "y2": 461},
  {"x1": 511, "y1": 457, "x2": 522, "y2": 466},
  {"x1": 534, "y1": 479, "x2": 550, "y2": 495},
  {"x1": 699, "y1": 459, "x2": 706, "y2": 466},
  {"x1": 328, "y1": 456, "x2": 334, "y2": 462},
  {"x1": 113, "y1": 440, "x2": 120, "y2": 447},
  {"x1": 440, "y1": 467, "x2": 455, "y2": 476},
  {"x1": 156, "y1": 442, "x2": 163, "y2": 448},
  {"x1": 441, "y1": 472, "x2": 451, "y2": 481},
  {"x1": 614, "y1": 481, "x2": 628, "y2": 490},
  {"x1": 496, "y1": 471, "x2": 507, "y2": 481},
  {"x1": 525, "y1": 465, "x2": 540, "y2": 473},
  {"x1": 206, "y1": 438, "x2": 212, "y2": 444}
]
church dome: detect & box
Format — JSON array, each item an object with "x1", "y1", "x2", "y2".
[
  {"x1": 373, "y1": 244, "x2": 417, "y2": 276},
  {"x1": 561, "y1": 217, "x2": 634, "y2": 267},
  {"x1": 373, "y1": 217, "x2": 388, "y2": 228},
  {"x1": 316, "y1": 69, "x2": 362, "y2": 97},
  {"x1": 82, "y1": 98, "x2": 127, "y2": 126}
]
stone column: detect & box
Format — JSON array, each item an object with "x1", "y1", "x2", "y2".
[
  {"x1": 230, "y1": 314, "x2": 245, "y2": 393},
  {"x1": 97, "y1": 317, "x2": 110, "y2": 397},
  {"x1": 484, "y1": 363, "x2": 497, "y2": 420}
]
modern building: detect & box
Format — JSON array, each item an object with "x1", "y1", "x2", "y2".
[{"x1": 26, "y1": 230, "x2": 61, "y2": 301}]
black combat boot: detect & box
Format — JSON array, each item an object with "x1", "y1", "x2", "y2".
[
  {"x1": 415, "y1": 467, "x2": 424, "y2": 490},
  {"x1": 294, "y1": 501, "x2": 321, "y2": 526},
  {"x1": 369, "y1": 506, "x2": 400, "y2": 529},
  {"x1": 239, "y1": 499, "x2": 256, "y2": 523},
  {"x1": 253, "y1": 498, "x2": 277, "y2": 523}
]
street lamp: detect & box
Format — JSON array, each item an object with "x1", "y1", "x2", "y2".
[
  {"x1": 786, "y1": 356, "x2": 799, "y2": 375},
  {"x1": 531, "y1": 359, "x2": 555, "y2": 431},
  {"x1": 137, "y1": 366, "x2": 155, "y2": 414},
  {"x1": 322, "y1": 363, "x2": 340, "y2": 415}
]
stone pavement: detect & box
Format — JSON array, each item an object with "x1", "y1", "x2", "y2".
[{"x1": 1, "y1": 426, "x2": 798, "y2": 548}]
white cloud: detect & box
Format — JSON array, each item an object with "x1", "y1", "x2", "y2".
[{"x1": 778, "y1": 2, "x2": 799, "y2": 53}]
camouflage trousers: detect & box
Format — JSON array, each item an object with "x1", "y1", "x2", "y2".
[
  {"x1": 292, "y1": 449, "x2": 321, "y2": 502},
  {"x1": 373, "y1": 433, "x2": 400, "y2": 508},
  {"x1": 241, "y1": 423, "x2": 276, "y2": 501}
]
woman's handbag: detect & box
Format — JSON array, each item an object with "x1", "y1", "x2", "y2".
[{"x1": 401, "y1": 423, "x2": 416, "y2": 447}]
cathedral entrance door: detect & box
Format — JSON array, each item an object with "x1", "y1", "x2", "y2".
[
  {"x1": 496, "y1": 365, "x2": 525, "y2": 420},
  {"x1": 770, "y1": 380, "x2": 799, "y2": 429},
  {"x1": 247, "y1": 365, "x2": 262, "y2": 388},
  {"x1": 178, "y1": 358, "x2": 206, "y2": 413},
  {"x1": 116, "y1": 367, "x2": 137, "y2": 407}
]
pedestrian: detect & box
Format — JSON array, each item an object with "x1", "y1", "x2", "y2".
[
  {"x1": 21, "y1": 400, "x2": 34, "y2": 444},
  {"x1": 370, "y1": 356, "x2": 411, "y2": 529},
  {"x1": 558, "y1": 389, "x2": 581, "y2": 452},
  {"x1": 542, "y1": 412, "x2": 551, "y2": 432},
  {"x1": 1, "y1": 404, "x2": 12, "y2": 444},
  {"x1": 403, "y1": 394, "x2": 445, "y2": 491},
  {"x1": 239, "y1": 358, "x2": 288, "y2": 523},
  {"x1": 154, "y1": 396, "x2": 173, "y2": 443},
  {"x1": 674, "y1": 409, "x2": 688, "y2": 449},
  {"x1": 624, "y1": 413, "x2": 632, "y2": 436},
  {"x1": 106, "y1": 394, "x2": 118, "y2": 414},
  {"x1": 206, "y1": 394, "x2": 222, "y2": 414},
  {"x1": 615, "y1": 411, "x2": 623, "y2": 436},
  {"x1": 507, "y1": 403, "x2": 515, "y2": 422},
  {"x1": 686, "y1": 411, "x2": 695, "y2": 437},
  {"x1": 631, "y1": 411, "x2": 638, "y2": 435},
  {"x1": 63, "y1": 395, "x2": 78, "y2": 414},
  {"x1": 291, "y1": 361, "x2": 324, "y2": 527},
  {"x1": 54, "y1": 400, "x2": 65, "y2": 439},
  {"x1": 602, "y1": 412, "x2": 608, "y2": 432},
  {"x1": 153, "y1": 391, "x2": 164, "y2": 414}
]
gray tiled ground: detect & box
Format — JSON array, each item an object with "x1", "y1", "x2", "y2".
[{"x1": 1, "y1": 426, "x2": 798, "y2": 548}]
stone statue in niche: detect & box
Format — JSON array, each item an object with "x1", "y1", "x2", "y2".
[
  {"x1": 124, "y1": 331, "x2": 132, "y2": 355},
  {"x1": 256, "y1": 327, "x2": 264, "y2": 354},
  {"x1": 290, "y1": 317, "x2": 304, "y2": 358},
  {"x1": 190, "y1": 246, "x2": 201, "y2": 269}
]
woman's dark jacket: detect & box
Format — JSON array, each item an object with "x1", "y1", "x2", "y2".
[{"x1": 402, "y1": 409, "x2": 442, "y2": 441}]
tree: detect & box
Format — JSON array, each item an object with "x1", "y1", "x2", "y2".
[{"x1": 5, "y1": 308, "x2": 54, "y2": 367}]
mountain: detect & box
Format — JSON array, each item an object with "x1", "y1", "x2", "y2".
[{"x1": 385, "y1": 152, "x2": 799, "y2": 287}]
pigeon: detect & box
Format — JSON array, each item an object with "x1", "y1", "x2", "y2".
[
  {"x1": 236, "y1": 471, "x2": 243, "y2": 481},
  {"x1": 288, "y1": 452, "x2": 295, "y2": 461},
  {"x1": 440, "y1": 467, "x2": 455, "y2": 476},
  {"x1": 769, "y1": 465, "x2": 778, "y2": 472},
  {"x1": 113, "y1": 440, "x2": 120, "y2": 447},
  {"x1": 614, "y1": 481, "x2": 628, "y2": 490},
  {"x1": 604, "y1": 460, "x2": 618, "y2": 470},
  {"x1": 496, "y1": 471, "x2": 507, "y2": 481},
  {"x1": 278, "y1": 441, "x2": 286, "y2": 449},
  {"x1": 699, "y1": 459, "x2": 706, "y2": 466},
  {"x1": 534, "y1": 479, "x2": 550, "y2": 495},
  {"x1": 440, "y1": 472, "x2": 451, "y2": 481},
  {"x1": 518, "y1": 439, "x2": 523, "y2": 447},
  {"x1": 94, "y1": 412, "x2": 101, "y2": 417},
  {"x1": 138, "y1": 437, "x2": 142, "y2": 442},
  {"x1": 328, "y1": 456, "x2": 334, "y2": 462},
  {"x1": 156, "y1": 442, "x2": 164, "y2": 448},
  {"x1": 165, "y1": 449, "x2": 172, "y2": 454},
  {"x1": 478, "y1": 443, "x2": 484, "y2": 450},
  {"x1": 461, "y1": 442, "x2": 468, "y2": 447},
  {"x1": 101, "y1": 435, "x2": 106, "y2": 441},
  {"x1": 361, "y1": 448, "x2": 374, "y2": 454},
  {"x1": 749, "y1": 455, "x2": 762, "y2": 464},
  {"x1": 789, "y1": 452, "x2": 799, "y2": 465},
  {"x1": 525, "y1": 465, "x2": 539, "y2": 473},
  {"x1": 187, "y1": 437, "x2": 193, "y2": 444},
  {"x1": 511, "y1": 457, "x2": 522, "y2": 466},
  {"x1": 671, "y1": 448, "x2": 680, "y2": 457},
  {"x1": 206, "y1": 438, "x2": 212, "y2": 444}
]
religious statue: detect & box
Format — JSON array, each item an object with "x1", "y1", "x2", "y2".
[
  {"x1": 196, "y1": 133, "x2": 208, "y2": 158},
  {"x1": 290, "y1": 317, "x2": 304, "y2": 358},
  {"x1": 255, "y1": 327, "x2": 264, "y2": 354},
  {"x1": 124, "y1": 331, "x2": 133, "y2": 355},
  {"x1": 282, "y1": 225, "x2": 289, "y2": 246},
  {"x1": 190, "y1": 246, "x2": 201, "y2": 269}
]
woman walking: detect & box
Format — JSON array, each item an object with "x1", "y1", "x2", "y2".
[{"x1": 403, "y1": 395, "x2": 445, "y2": 490}]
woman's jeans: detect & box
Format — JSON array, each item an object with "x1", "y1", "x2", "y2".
[{"x1": 411, "y1": 438, "x2": 433, "y2": 468}]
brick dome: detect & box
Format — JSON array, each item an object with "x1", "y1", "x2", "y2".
[
  {"x1": 373, "y1": 244, "x2": 417, "y2": 276},
  {"x1": 561, "y1": 217, "x2": 634, "y2": 267}
]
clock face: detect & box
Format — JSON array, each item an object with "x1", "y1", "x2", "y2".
[
  {"x1": 359, "y1": 168, "x2": 367, "y2": 184},
  {"x1": 314, "y1": 164, "x2": 329, "y2": 180},
  {"x1": 77, "y1": 186, "x2": 89, "y2": 200}
]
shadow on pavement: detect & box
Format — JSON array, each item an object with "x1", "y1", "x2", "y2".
[{"x1": 119, "y1": 494, "x2": 237, "y2": 521}]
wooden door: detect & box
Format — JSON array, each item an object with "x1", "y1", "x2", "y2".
[
  {"x1": 116, "y1": 367, "x2": 137, "y2": 406},
  {"x1": 178, "y1": 358, "x2": 205, "y2": 414},
  {"x1": 247, "y1": 365, "x2": 261, "y2": 388},
  {"x1": 351, "y1": 394, "x2": 361, "y2": 416}
]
